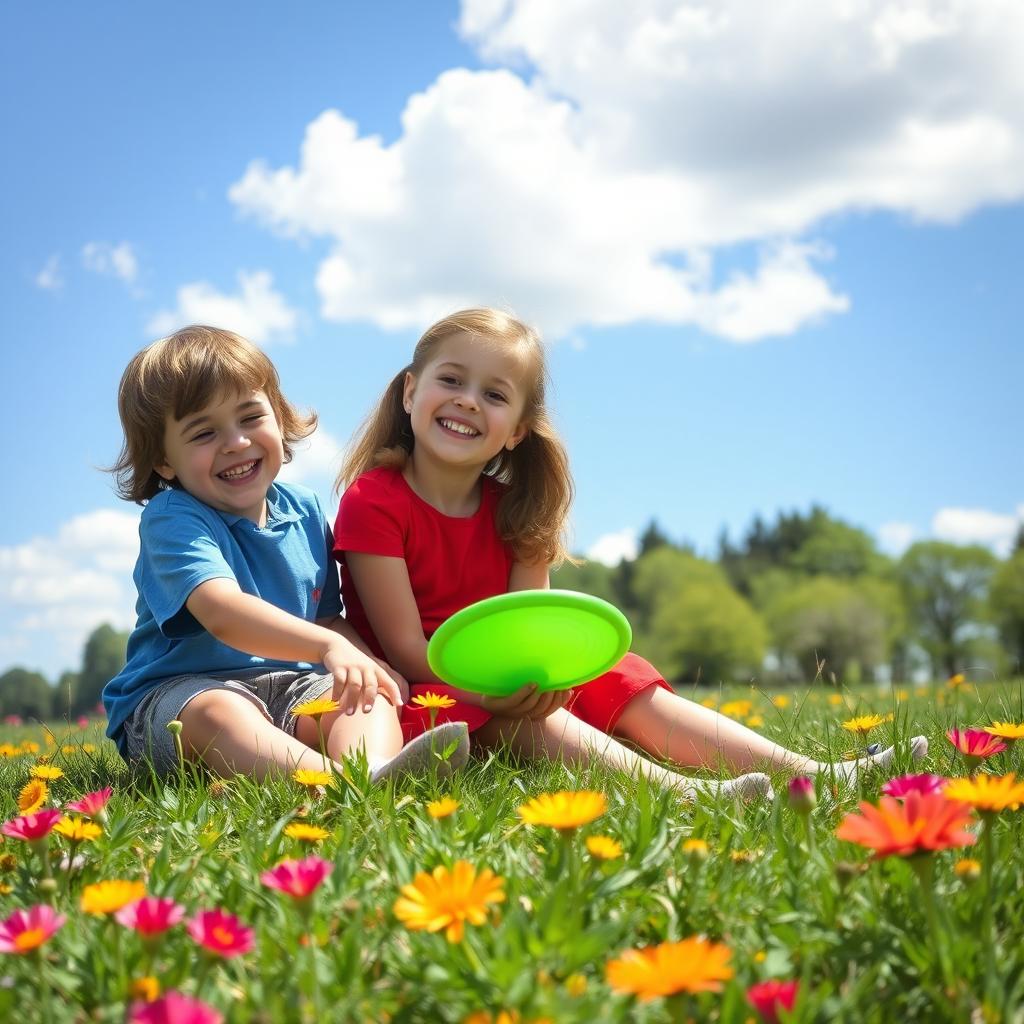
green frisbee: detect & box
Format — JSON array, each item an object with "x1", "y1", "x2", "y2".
[{"x1": 426, "y1": 589, "x2": 632, "y2": 697}]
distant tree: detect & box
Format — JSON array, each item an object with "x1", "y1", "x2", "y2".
[
  {"x1": 789, "y1": 518, "x2": 887, "y2": 578},
  {"x1": 73, "y1": 624, "x2": 128, "y2": 715},
  {"x1": 990, "y1": 551, "x2": 1024, "y2": 674},
  {"x1": 551, "y1": 558, "x2": 617, "y2": 604},
  {"x1": 898, "y1": 541, "x2": 997, "y2": 678},
  {"x1": 630, "y1": 548, "x2": 724, "y2": 624},
  {"x1": 1012, "y1": 524, "x2": 1024, "y2": 557},
  {"x1": 0, "y1": 668, "x2": 53, "y2": 720},
  {"x1": 638, "y1": 520, "x2": 672, "y2": 557}
]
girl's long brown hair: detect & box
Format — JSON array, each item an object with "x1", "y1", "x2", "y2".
[{"x1": 338, "y1": 308, "x2": 574, "y2": 566}]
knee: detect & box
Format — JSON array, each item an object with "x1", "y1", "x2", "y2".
[{"x1": 179, "y1": 690, "x2": 261, "y2": 743}]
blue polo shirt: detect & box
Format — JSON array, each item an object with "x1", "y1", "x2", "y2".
[{"x1": 103, "y1": 481, "x2": 342, "y2": 757}]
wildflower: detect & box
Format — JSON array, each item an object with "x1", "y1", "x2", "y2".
[
  {"x1": 17, "y1": 779, "x2": 48, "y2": 815},
  {"x1": 954, "y1": 858, "x2": 981, "y2": 880},
  {"x1": 787, "y1": 776, "x2": 816, "y2": 814},
  {"x1": 518, "y1": 791, "x2": 607, "y2": 830},
  {"x1": 606, "y1": 936, "x2": 733, "y2": 1001},
  {"x1": 771, "y1": 695, "x2": 791, "y2": 709},
  {"x1": 54, "y1": 816, "x2": 102, "y2": 843},
  {"x1": 291, "y1": 768, "x2": 332, "y2": 790},
  {"x1": 82, "y1": 880, "x2": 147, "y2": 915},
  {"x1": 21, "y1": 742, "x2": 40, "y2": 754},
  {"x1": 842, "y1": 714, "x2": 888, "y2": 736},
  {"x1": 682, "y1": 838, "x2": 709, "y2": 860},
  {"x1": 260, "y1": 856, "x2": 333, "y2": 900},
  {"x1": 947, "y1": 673, "x2": 966, "y2": 688},
  {"x1": 565, "y1": 973, "x2": 587, "y2": 997},
  {"x1": 585, "y1": 836, "x2": 623, "y2": 860},
  {"x1": 0, "y1": 743, "x2": 18, "y2": 758},
  {"x1": 394, "y1": 861, "x2": 505, "y2": 942},
  {"x1": 881, "y1": 774, "x2": 948, "y2": 800},
  {"x1": 745, "y1": 715, "x2": 765, "y2": 727},
  {"x1": 115, "y1": 897, "x2": 185, "y2": 937},
  {"x1": 412, "y1": 692, "x2": 457, "y2": 710},
  {"x1": 130, "y1": 992, "x2": 223, "y2": 1024},
  {"x1": 427, "y1": 797, "x2": 460, "y2": 819},
  {"x1": 0, "y1": 854, "x2": 17, "y2": 873},
  {"x1": 946, "y1": 728, "x2": 1006, "y2": 765},
  {"x1": 0, "y1": 904, "x2": 66, "y2": 954},
  {"x1": 81, "y1": 743, "x2": 97, "y2": 754},
  {"x1": 289, "y1": 696, "x2": 341, "y2": 719},
  {"x1": 836, "y1": 792, "x2": 976, "y2": 858},
  {"x1": 2, "y1": 809, "x2": 62, "y2": 842},
  {"x1": 944, "y1": 773, "x2": 1024, "y2": 814},
  {"x1": 187, "y1": 908, "x2": 254, "y2": 957},
  {"x1": 283, "y1": 823, "x2": 330, "y2": 843},
  {"x1": 984, "y1": 721, "x2": 1024, "y2": 742},
  {"x1": 699, "y1": 698, "x2": 717, "y2": 709},
  {"x1": 720, "y1": 700, "x2": 753, "y2": 719},
  {"x1": 66, "y1": 786, "x2": 113, "y2": 821},
  {"x1": 747, "y1": 979, "x2": 799, "y2": 1024},
  {"x1": 730, "y1": 849, "x2": 763, "y2": 864},
  {"x1": 129, "y1": 976, "x2": 161, "y2": 1002},
  {"x1": 827, "y1": 693, "x2": 845, "y2": 707},
  {"x1": 29, "y1": 764, "x2": 63, "y2": 782}
]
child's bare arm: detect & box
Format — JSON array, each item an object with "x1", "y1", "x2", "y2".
[
  {"x1": 186, "y1": 578, "x2": 404, "y2": 713},
  {"x1": 317, "y1": 612, "x2": 410, "y2": 703}
]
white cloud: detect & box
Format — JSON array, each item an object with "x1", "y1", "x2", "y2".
[
  {"x1": 228, "y1": 1, "x2": 1023, "y2": 341},
  {"x1": 877, "y1": 521, "x2": 918, "y2": 556},
  {"x1": 146, "y1": 270, "x2": 299, "y2": 345},
  {"x1": 82, "y1": 241, "x2": 139, "y2": 284},
  {"x1": 0, "y1": 509, "x2": 141, "y2": 677},
  {"x1": 35, "y1": 254, "x2": 63, "y2": 291},
  {"x1": 586, "y1": 527, "x2": 638, "y2": 566},
  {"x1": 932, "y1": 504, "x2": 1024, "y2": 557}
]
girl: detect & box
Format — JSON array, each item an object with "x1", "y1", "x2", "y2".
[{"x1": 333, "y1": 309, "x2": 926, "y2": 800}]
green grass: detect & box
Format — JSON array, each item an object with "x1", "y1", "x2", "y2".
[{"x1": 1, "y1": 680, "x2": 1023, "y2": 1023}]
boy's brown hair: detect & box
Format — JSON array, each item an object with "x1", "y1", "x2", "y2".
[{"x1": 111, "y1": 325, "x2": 317, "y2": 503}]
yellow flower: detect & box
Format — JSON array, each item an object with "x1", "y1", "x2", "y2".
[
  {"x1": 290, "y1": 696, "x2": 341, "y2": 719},
  {"x1": 82, "y1": 743, "x2": 97, "y2": 754},
  {"x1": 0, "y1": 883, "x2": 12, "y2": 895},
  {"x1": 841, "y1": 714, "x2": 888, "y2": 736},
  {"x1": 291, "y1": 768, "x2": 333, "y2": 789},
  {"x1": 954, "y1": 858, "x2": 981, "y2": 879},
  {"x1": 745, "y1": 715, "x2": 765, "y2": 728},
  {"x1": 771, "y1": 695, "x2": 790, "y2": 709},
  {"x1": 699, "y1": 698, "x2": 718, "y2": 709},
  {"x1": 20, "y1": 741, "x2": 40, "y2": 754},
  {"x1": 947, "y1": 673, "x2": 966, "y2": 688},
  {"x1": 129, "y1": 977, "x2": 161, "y2": 1002},
  {"x1": 81, "y1": 879, "x2": 146, "y2": 915},
  {"x1": 606, "y1": 936, "x2": 733, "y2": 1001},
  {"x1": 29, "y1": 764, "x2": 64, "y2": 781},
  {"x1": 412, "y1": 692, "x2": 457, "y2": 710},
  {"x1": 427, "y1": 797, "x2": 460, "y2": 819},
  {"x1": 753, "y1": 950, "x2": 767, "y2": 964},
  {"x1": 0, "y1": 743, "x2": 19, "y2": 758},
  {"x1": 827, "y1": 694, "x2": 845, "y2": 707},
  {"x1": 394, "y1": 861, "x2": 505, "y2": 942},
  {"x1": 565, "y1": 973, "x2": 587, "y2": 997},
  {"x1": 944, "y1": 773, "x2": 1024, "y2": 813},
  {"x1": 729, "y1": 849, "x2": 763, "y2": 864},
  {"x1": 984, "y1": 721, "x2": 1024, "y2": 741},
  {"x1": 895, "y1": 689, "x2": 909, "y2": 702},
  {"x1": 682, "y1": 838, "x2": 709, "y2": 860},
  {"x1": 719, "y1": 700, "x2": 753, "y2": 719},
  {"x1": 283, "y1": 823, "x2": 330, "y2": 843},
  {"x1": 518, "y1": 791, "x2": 607, "y2": 830},
  {"x1": 0, "y1": 854, "x2": 18, "y2": 872},
  {"x1": 17, "y1": 779, "x2": 48, "y2": 814},
  {"x1": 585, "y1": 835, "x2": 623, "y2": 860},
  {"x1": 61, "y1": 745, "x2": 78, "y2": 755},
  {"x1": 54, "y1": 816, "x2": 103, "y2": 842}
]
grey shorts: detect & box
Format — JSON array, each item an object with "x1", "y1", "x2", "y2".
[{"x1": 122, "y1": 668, "x2": 333, "y2": 777}]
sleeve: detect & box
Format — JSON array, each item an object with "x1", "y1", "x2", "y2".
[
  {"x1": 139, "y1": 503, "x2": 237, "y2": 638},
  {"x1": 333, "y1": 474, "x2": 407, "y2": 560}
]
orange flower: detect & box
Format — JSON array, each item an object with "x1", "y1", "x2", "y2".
[
  {"x1": 427, "y1": 798, "x2": 459, "y2": 819},
  {"x1": 394, "y1": 861, "x2": 505, "y2": 942},
  {"x1": 518, "y1": 791, "x2": 607, "y2": 830},
  {"x1": 944, "y1": 773, "x2": 1024, "y2": 814},
  {"x1": 585, "y1": 836, "x2": 623, "y2": 860},
  {"x1": 606, "y1": 936, "x2": 733, "y2": 1001},
  {"x1": 17, "y1": 779, "x2": 48, "y2": 814},
  {"x1": 836, "y1": 792, "x2": 976, "y2": 858}
]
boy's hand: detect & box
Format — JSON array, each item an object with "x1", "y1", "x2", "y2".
[
  {"x1": 323, "y1": 643, "x2": 406, "y2": 715},
  {"x1": 480, "y1": 683, "x2": 572, "y2": 720}
]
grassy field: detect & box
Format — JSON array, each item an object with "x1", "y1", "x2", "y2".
[{"x1": 1, "y1": 679, "x2": 1022, "y2": 1023}]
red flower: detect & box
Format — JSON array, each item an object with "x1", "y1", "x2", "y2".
[
  {"x1": 260, "y1": 856, "x2": 333, "y2": 900},
  {"x1": 1, "y1": 809, "x2": 63, "y2": 842},
  {"x1": 0, "y1": 904, "x2": 66, "y2": 954},
  {"x1": 129, "y1": 991, "x2": 223, "y2": 1024},
  {"x1": 946, "y1": 729, "x2": 1006, "y2": 760},
  {"x1": 836, "y1": 791, "x2": 976, "y2": 858},
  {"x1": 66, "y1": 787, "x2": 113, "y2": 820},
  {"x1": 186, "y1": 909, "x2": 254, "y2": 958},
  {"x1": 116, "y1": 897, "x2": 185, "y2": 937},
  {"x1": 747, "y1": 979, "x2": 799, "y2": 1023},
  {"x1": 881, "y1": 774, "x2": 948, "y2": 799}
]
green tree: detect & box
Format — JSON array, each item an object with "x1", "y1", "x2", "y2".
[
  {"x1": 0, "y1": 667, "x2": 53, "y2": 720},
  {"x1": 551, "y1": 558, "x2": 617, "y2": 604},
  {"x1": 990, "y1": 550, "x2": 1024, "y2": 673},
  {"x1": 898, "y1": 541, "x2": 997, "y2": 678},
  {"x1": 73, "y1": 624, "x2": 129, "y2": 715}
]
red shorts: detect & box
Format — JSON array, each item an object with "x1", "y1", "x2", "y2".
[{"x1": 399, "y1": 652, "x2": 671, "y2": 742}]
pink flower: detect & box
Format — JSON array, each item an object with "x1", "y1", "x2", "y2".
[
  {"x1": 947, "y1": 728, "x2": 1006, "y2": 764},
  {"x1": 116, "y1": 897, "x2": 185, "y2": 937},
  {"x1": 2, "y1": 809, "x2": 63, "y2": 842},
  {"x1": 130, "y1": 991, "x2": 223, "y2": 1024},
  {"x1": 77, "y1": 716, "x2": 90, "y2": 729},
  {"x1": 882, "y1": 773, "x2": 948, "y2": 799},
  {"x1": 66, "y1": 786, "x2": 113, "y2": 820},
  {"x1": 787, "y1": 776, "x2": 816, "y2": 814},
  {"x1": 747, "y1": 979, "x2": 799, "y2": 1024},
  {"x1": 186, "y1": 908, "x2": 254, "y2": 958},
  {"x1": 0, "y1": 904, "x2": 66, "y2": 954},
  {"x1": 3, "y1": 715, "x2": 22, "y2": 726},
  {"x1": 260, "y1": 856, "x2": 333, "y2": 900}
]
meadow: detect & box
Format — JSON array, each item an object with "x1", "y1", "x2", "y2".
[{"x1": 1, "y1": 679, "x2": 1022, "y2": 1024}]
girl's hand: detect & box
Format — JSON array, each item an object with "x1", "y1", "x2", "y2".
[
  {"x1": 323, "y1": 642, "x2": 406, "y2": 715},
  {"x1": 480, "y1": 684, "x2": 572, "y2": 720}
]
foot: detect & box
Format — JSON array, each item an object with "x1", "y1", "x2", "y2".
[
  {"x1": 830, "y1": 734, "x2": 928, "y2": 783},
  {"x1": 681, "y1": 772, "x2": 775, "y2": 803},
  {"x1": 369, "y1": 722, "x2": 470, "y2": 782}
]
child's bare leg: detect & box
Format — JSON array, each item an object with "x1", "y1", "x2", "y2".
[
  {"x1": 294, "y1": 695, "x2": 403, "y2": 763},
  {"x1": 613, "y1": 687, "x2": 927, "y2": 779},
  {"x1": 476, "y1": 708, "x2": 773, "y2": 801}
]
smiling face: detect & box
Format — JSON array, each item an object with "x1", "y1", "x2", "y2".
[
  {"x1": 155, "y1": 388, "x2": 284, "y2": 524},
  {"x1": 403, "y1": 331, "x2": 533, "y2": 472}
]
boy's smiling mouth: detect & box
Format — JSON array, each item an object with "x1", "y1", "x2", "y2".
[
  {"x1": 217, "y1": 459, "x2": 261, "y2": 482},
  {"x1": 437, "y1": 417, "x2": 480, "y2": 437}
]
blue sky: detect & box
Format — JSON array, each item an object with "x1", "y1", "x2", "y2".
[{"x1": 2, "y1": 1, "x2": 1022, "y2": 679}]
